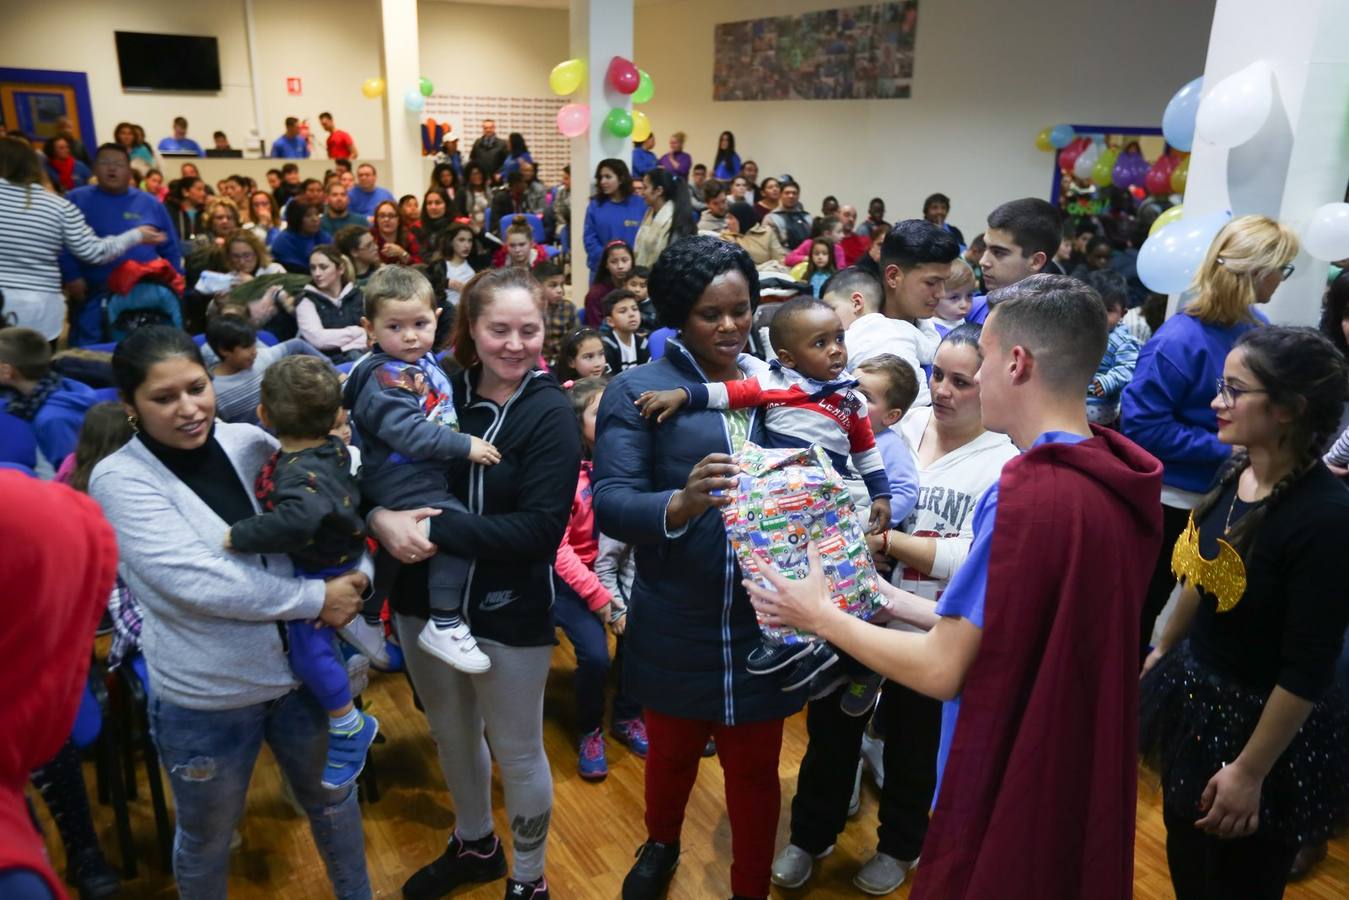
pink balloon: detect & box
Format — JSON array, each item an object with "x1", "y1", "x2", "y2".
[
  {"x1": 608, "y1": 56, "x2": 640, "y2": 94},
  {"x1": 556, "y1": 103, "x2": 590, "y2": 138}
]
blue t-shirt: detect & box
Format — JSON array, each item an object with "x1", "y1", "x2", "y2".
[
  {"x1": 270, "y1": 134, "x2": 310, "y2": 159},
  {"x1": 347, "y1": 185, "x2": 395, "y2": 220},
  {"x1": 930, "y1": 430, "x2": 1089, "y2": 805},
  {"x1": 156, "y1": 136, "x2": 204, "y2": 157}
]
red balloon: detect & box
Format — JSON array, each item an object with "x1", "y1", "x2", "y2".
[
  {"x1": 1145, "y1": 155, "x2": 1177, "y2": 196},
  {"x1": 608, "y1": 56, "x2": 640, "y2": 94},
  {"x1": 1058, "y1": 137, "x2": 1090, "y2": 174}
]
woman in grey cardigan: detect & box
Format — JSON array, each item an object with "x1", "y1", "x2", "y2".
[{"x1": 88, "y1": 327, "x2": 371, "y2": 900}]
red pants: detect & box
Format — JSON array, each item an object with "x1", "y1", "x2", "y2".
[{"x1": 643, "y1": 708, "x2": 785, "y2": 899}]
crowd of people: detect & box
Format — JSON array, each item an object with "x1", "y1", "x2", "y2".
[{"x1": 1, "y1": 111, "x2": 1348, "y2": 900}]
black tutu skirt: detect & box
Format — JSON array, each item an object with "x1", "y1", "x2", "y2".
[{"x1": 1140, "y1": 642, "x2": 1349, "y2": 845}]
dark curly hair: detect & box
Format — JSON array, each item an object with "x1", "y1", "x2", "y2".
[
  {"x1": 1192, "y1": 325, "x2": 1349, "y2": 558},
  {"x1": 648, "y1": 234, "x2": 759, "y2": 330},
  {"x1": 1319, "y1": 269, "x2": 1349, "y2": 358}
]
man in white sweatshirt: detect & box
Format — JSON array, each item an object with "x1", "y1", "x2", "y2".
[{"x1": 840, "y1": 220, "x2": 961, "y2": 407}]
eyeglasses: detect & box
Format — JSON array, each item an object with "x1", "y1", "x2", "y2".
[{"x1": 1215, "y1": 377, "x2": 1268, "y2": 409}]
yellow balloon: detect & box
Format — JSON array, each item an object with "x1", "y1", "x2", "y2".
[
  {"x1": 1149, "y1": 203, "x2": 1184, "y2": 237},
  {"x1": 549, "y1": 59, "x2": 587, "y2": 97},
  {"x1": 630, "y1": 109, "x2": 652, "y2": 143},
  {"x1": 361, "y1": 77, "x2": 385, "y2": 99},
  {"x1": 1035, "y1": 127, "x2": 1054, "y2": 152}
]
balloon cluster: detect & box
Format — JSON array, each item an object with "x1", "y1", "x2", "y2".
[
  {"x1": 547, "y1": 56, "x2": 655, "y2": 139},
  {"x1": 359, "y1": 75, "x2": 435, "y2": 113}
]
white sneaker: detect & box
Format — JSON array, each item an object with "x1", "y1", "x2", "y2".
[
  {"x1": 861, "y1": 731, "x2": 885, "y2": 789},
  {"x1": 848, "y1": 758, "x2": 863, "y2": 816},
  {"x1": 853, "y1": 851, "x2": 916, "y2": 895},
  {"x1": 418, "y1": 619, "x2": 491, "y2": 673},
  {"x1": 339, "y1": 617, "x2": 391, "y2": 670},
  {"x1": 770, "y1": 843, "x2": 833, "y2": 889}
]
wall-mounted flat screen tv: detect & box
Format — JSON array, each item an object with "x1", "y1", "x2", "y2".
[{"x1": 115, "y1": 31, "x2": 221, "y2": 92}]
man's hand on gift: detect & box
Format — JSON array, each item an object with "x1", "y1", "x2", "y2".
[{"x1": 635, "y1": 388, "x2": 689, "y2": 423}]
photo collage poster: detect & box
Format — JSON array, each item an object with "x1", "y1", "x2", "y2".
[{"x1": 714, "y1": 2, "x2": 919, "y2": 102}]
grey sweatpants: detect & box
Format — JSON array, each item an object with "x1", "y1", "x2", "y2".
[{"x1": 395, "y1": 614, "x2": 554, "y2": 881}]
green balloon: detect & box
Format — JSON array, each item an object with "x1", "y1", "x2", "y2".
[
  {"x1": 419, "y1": 76, "x2": 434, "y2": 97},
  {"x1": 605, "y1": 107, "x2": 633, "y2": 138},
  {"x1": 632, "y1": 70, "x2": 655, "y2": 105}
]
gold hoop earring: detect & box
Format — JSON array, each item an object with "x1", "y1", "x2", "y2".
[{"x1": 127, "y1": 414, "x2": 139, "y2": 432}]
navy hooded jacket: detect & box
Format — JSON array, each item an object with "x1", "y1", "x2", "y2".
[{"x1": 592, "y1": 337, "x2": 806, "y2": 725}]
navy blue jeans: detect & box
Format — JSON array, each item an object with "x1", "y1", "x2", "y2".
[
  {"x1": 552, "y1": 576, "x2": 640, "y2": 734},
  {"x1": 148, "y1": 688, "x2": 371, "y2": 899}
]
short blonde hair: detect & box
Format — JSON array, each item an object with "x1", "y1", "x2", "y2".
[
  {"x1": 946, "y1": 258, "x2": 976, "y2": 294},
  {"x1": 1186, "y1": 215, "x2": 1298, "y2": 326}
]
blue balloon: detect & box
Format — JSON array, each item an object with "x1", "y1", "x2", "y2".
[
  {"x1": 1136, "y1": 209, "x2": 1231, "y2": 294},
  {"x1": 1048, "y1": 124, "x2": 1076, "y2": 149},
  {"x1": 1162, "y1": 76, "x2": 1203, "y2": 152},
  {"x1": 404, "y1": 89, "x2": 425, "y2": 113}
]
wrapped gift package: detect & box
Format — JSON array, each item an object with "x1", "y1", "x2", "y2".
[{"x1": 723, "y1": 441, "x2": 884, "y2": 644}]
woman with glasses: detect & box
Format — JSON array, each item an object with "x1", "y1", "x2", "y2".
[
  {"x1": 1122, "y1": 215, "x2": 1298, "y2": 663},
  {"x1": 1140, "y1": 325, "x2": 1349, "y2": 899}
]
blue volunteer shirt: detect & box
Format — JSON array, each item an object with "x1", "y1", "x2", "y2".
[
  {"x1": 347, "y1": 185, "x2": 395, "y2": 220},
  {"x1": 156, "y1": 136, "x2": 204, "y2": 157},
  {"x1": 930, "y1": 430, "x2": 1089, "y2": 805},
  {"x1": 270, "y1": 134, "x2": 310, "y2": 159}
]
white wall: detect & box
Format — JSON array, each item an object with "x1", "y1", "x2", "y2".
[
  {"x1": 10, "y1": 0, "x2": 1218, "y2": 238},
  {"x1": 633, "y1": 0, "x2": 1217, "y2": 238},
  {"x1": 6, "y1": 0, "x2": 385, "y2": 158}
]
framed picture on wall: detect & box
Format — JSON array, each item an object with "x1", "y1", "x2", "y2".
[{"x1": 0, "y1": 67, "x2": 96, "y2": 146}]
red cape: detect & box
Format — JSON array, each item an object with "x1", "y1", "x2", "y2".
[
  {"x1": 0, "y1": 473, "x2": 118, "y2": 898},
  {"x1": 912, "y1": 427, "x2": 1162, "y2": 900}
]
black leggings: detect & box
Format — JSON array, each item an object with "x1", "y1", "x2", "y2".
[
  {"x1": 1139, "y1": 503, "x2": 1192, "y2": 665},
  {"x1": 1164, "y1": 811, "x2": 1298, "y2": 900},
  {"x1": 30, "y1": 739, "x2": 105, "y2": 867}
]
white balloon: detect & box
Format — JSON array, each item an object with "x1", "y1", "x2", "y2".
[
  {"x1": 1137, "y1": 210, "x2": 1232, "y2": 295},
  {"x1": 1303, "y1": 202, "x2": 1349, "y2": 261},
  {"x1": 1072, "y1": 142, "x2": 1101, "y2": 181},
  {"x1": 1195, "y1": 60, "x2": 1273, "y2": 148}
]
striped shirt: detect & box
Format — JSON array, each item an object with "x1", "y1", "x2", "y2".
[
  {"x1": 0, "y1": 178, "x2": 142, "y2": 292},
  {"x1": 684, "y1": 360, "x2": 892, "y2": 502}
]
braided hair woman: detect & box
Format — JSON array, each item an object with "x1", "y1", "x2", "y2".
[{"x1": 1140, "y1": 325, "x2": 1349, "y2": 900}]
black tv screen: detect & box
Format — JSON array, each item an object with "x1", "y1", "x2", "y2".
[{"x1": 115, "y1": 32, "x2": 221, "y2": 92}]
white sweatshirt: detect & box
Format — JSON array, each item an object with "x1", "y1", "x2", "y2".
[
  {"x1": 845, "y1": 312, "x2": 941, "y2": 408},
  {"x1": 892, "y1": 406, "x2": 1018, "y2": 600}
]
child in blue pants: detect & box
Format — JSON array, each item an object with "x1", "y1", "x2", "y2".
[{"x1": 226, "y1": 356, "x2": 378, "y2": 790}]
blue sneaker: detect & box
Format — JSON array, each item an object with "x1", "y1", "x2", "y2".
[
  {"x1": 321, "y1": 712, "x2": 379, "y2": 789},
  {"x1": 578, "y1": 728, "x2": 608, "y2": 781},
  {"x1": 612, "y1": 717, "x2": 649, "y2": 758}
]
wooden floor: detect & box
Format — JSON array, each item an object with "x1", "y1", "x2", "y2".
[{"x1": 36, "y1": 641, "x2": 1349, "y2": 899}]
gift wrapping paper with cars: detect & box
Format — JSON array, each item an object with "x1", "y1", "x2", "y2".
[{"x1": 722, "y1": 441, "x2": 884, "y2": 644}]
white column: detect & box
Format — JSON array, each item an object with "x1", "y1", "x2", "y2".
[
  {"x1": 380, "y1": 0, "x2": 424, "y2": 200},
  {"x1": 1178, "y1": 0, "x2": 1349, "y2": 324},
  {"x1": 569, "y1": 0, "x2": 634, "y2": 281}
]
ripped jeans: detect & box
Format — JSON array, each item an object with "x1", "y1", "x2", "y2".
[{"x1": 148, "y1": 688, "x2": 371, "y2": 900}]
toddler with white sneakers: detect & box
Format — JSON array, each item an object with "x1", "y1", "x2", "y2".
[{"x1": 342, "y1": 266, "x2": 500, "y2": 674}]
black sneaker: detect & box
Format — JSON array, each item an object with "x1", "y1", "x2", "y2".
[
  {"x1": 622, "y1": 840, "x2": 680, "y2": 899},
  {"x1": 839, "y1": 672, "x2": 884, "y2": 717},
  {"x1": 505, "y1": 876, "x2": 550, "y2": 899},
  {"x1": 746, "y1": 640, "x2": 813, "y2": 675},
  {"x1": 72, "y1": 849, "x2": 121, "y2": 899},
  {"x1": 780, "y1": 644, "x2": 839, "y2": 692},
  {"x1": 403, "y1": 833, "x2": 507, "y2": 899}
]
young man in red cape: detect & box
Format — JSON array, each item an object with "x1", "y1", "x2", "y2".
[{"x1": 748, "y1": 274, "x2": 1163, "y2": 899}]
